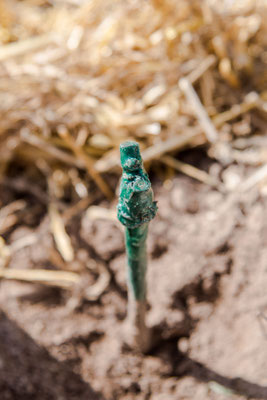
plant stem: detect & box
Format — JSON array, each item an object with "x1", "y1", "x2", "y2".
[
  {"x1": 125, "y1": 224, "x2": 148, "y2": 301},
  {"x1": 125, "y1": 224, "x2": 151, "y2": 352},
  {"x1": 126, "y1": 290, "x2": 151, "y2": 353},
  {"x1": 117, "y1": 141, "x2": 157, "y2": 352}
]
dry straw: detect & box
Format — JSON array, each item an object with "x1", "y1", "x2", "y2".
[{"x1": 0, "y1": 0, "x2": 265, "y2": 185}]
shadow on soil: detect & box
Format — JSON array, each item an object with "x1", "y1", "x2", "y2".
[
  {"x1": 153, "y1": 339, "x2": 267, "y2": 399},
  {"x1": 0, "y1": 311, "x2": 104, "y2": 400}
]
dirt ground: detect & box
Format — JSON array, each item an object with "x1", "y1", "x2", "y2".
[{"x1": 1, "y1": 155, "x2": 267, "y2": 400}]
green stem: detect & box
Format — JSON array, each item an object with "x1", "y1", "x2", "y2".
[
  {"x1": 125, "y1": 223, "x2": 148, "y2": 301},
  {"x1": 117, "y1": 141, "x2": 157, "y2": 351}
]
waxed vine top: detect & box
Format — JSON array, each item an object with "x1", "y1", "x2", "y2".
[{"x1": 117, "y1": 141, "x2": 157, "y2": 229}]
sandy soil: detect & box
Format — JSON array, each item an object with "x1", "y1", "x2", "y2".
[{"x1": 1, "y1": 165, "x2": 267, "y2": 400}]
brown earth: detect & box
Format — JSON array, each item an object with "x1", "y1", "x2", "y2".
[{"x1": 1, "y1": 162, "x2": 267, "y2": 400}]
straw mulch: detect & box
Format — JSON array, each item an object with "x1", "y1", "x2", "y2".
[{"x1": 0, "y1": 0, "x2": 266, "y2": 191}]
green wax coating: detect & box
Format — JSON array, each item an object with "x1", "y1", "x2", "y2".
[
  {"x1": 125, "y1": 224, "x2": 148, "y2": 300},
  {"x1": 117, "y1": 141, "x2": 157, "y2": 300}
]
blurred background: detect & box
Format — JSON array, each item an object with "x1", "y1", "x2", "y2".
[{"x1": 0, "y1": 0, "x2": 267, "y2": 399}]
